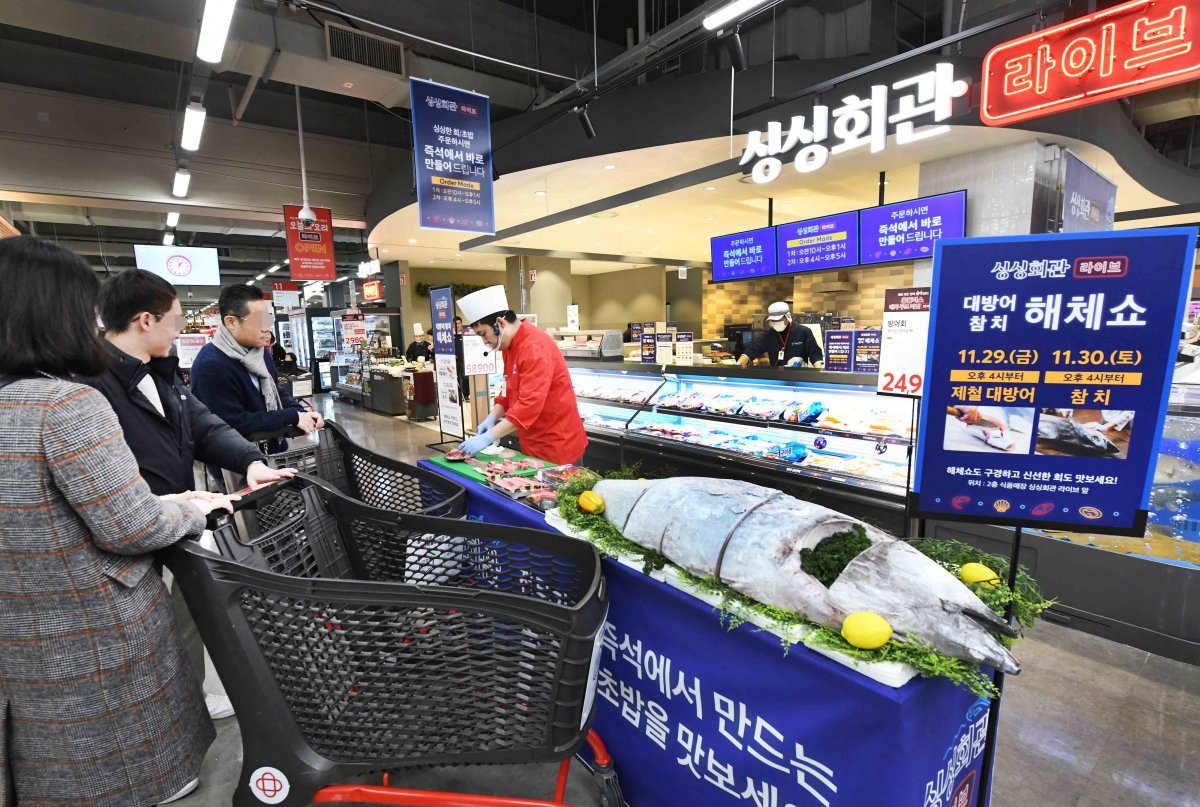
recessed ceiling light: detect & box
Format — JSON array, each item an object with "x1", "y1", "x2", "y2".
[
  {"x1": 705, "y1": 186, "x2": 717, "y2": 191},
  {"x1": 706, "y1": 217, "x2": 714, "y2": 221},
  {"x1": 590, "y1": 212, "x2": 619, "y2": 219},
  {"x1": 381, "y1": 249, "x2": 388, "y2": 253},
  {"x1": 534, "y1": 190, "x2": 546, "y2": 196},
  {"x1": 407, "y1": 238, "x2": 416, "y2": 244},
  {"x1": 343, "y1": 82, "x2": 354, "y2": 89},
  {"x1": 631, "y1": 204, "x2": 640, "y2": 209},
  {"x1": 603, "y1": 164, "x2": 616, "y2": 170},
  {"x1": 255, "y1": 273, "x2": 266, "y2": 280},
  {"x1": 646, "y1": 228, "x2": 654, "y2": 233}
]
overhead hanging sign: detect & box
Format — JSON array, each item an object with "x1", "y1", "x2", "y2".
[
  {"x1": 776, "y1": 211, "x2": 859, "y2": 274},
  {"x1": 740, "y1": 63, "x2": 969, "y2": 183},
  {"x1": 133, "y1": 245, "x2": 221, "y2": 286},
  {"x1": 859, "y1": 191, "x2": 967, "y2": 265},
  {"x1": 982, "y1": 0, "x2": 1200, "y2": 127},
  {"x1": 271, "y1": 281, "x2": 301, "y2": 309},
  {"x1": 429, "y1": 285, "x2": 464, "y2": 439},
  {"x1": 283, "y1": 204, "x2": 336, "y2": 281},
  {"x1": 410, "y1": 78, "x2": 495, "y2": 235},
  {"x1": 711, "y1": 226, "x2": 777, "y2": 282},
  {"x1": 362, "y1": 279, "x2": 383, "y2": 301},
  {"x1": 1061, "y1": 151, "x2": 1117, "y2": 233},
  {"x1": 913, "y1": 228, "x2": 1198, "y2": 536},
  {"x1": 878, "y1": 287, "x2": 931, "y2": 397}
]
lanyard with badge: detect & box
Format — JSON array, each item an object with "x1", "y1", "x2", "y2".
[{"x1": 776, "y1": 323, "x2": 792, "y2": 364}]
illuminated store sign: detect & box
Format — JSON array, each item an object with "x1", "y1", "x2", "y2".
[
  {"x1": 982, "y1": 0, "x2": 1200, "y2": 126},
  {"x1": 740, "y1": 63, "x2": 970, "y2": 184}
]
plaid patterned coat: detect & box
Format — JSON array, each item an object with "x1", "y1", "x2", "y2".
[{"x1": 0, "y1": 379, "x2": 215, "y2": 806}]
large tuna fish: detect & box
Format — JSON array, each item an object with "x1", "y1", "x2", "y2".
[{"x1": 593, "y1": 476, "x2": 1020, "y2": 674}]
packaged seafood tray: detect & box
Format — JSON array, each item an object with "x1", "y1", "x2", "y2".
[
  {"x1": 670, "y1": 392, "x2": 712, "y2": 411},
  {"x1": 739, "y1": 397, "x2": 786, "y2": 420},
  {"x1": 537, "y1": 465, "x2": 593, "y2": 487},
  {"x1": 582, "y1": 413, "x2": 628, "y2": 431},
  {"x1": 782, "y1": 401, "x2": 826, "y2": 424},
  {"x1": 636, "y1": 423, "x2": 708, "y2": 444},
  {"x1": 487, "y1": 473, "x2": 556, "y2": 500},
  {"x1": 703, "y1": 395, "x2": 745, "y2": 416},
  {"x1": 527, "y1": 488, "x2": 560, "y2": 512},
  {"x1": 653, "y1": 391, "x2": 688, "y2": 408}
]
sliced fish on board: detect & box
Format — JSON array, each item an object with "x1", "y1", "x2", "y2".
[{"x1": 593, "y1": 476, "x2": 1020, "y2": 673}]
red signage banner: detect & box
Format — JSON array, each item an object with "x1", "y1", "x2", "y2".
[
  {"x1": 362, "y1": 279, "x2": 383, "y2": 301},
  {"x1": 982, "y1": 0, "x2": 1200, "y2": 126},
  {"x1": 283, "y1": 204, "x2": 336, "y2": 281}
]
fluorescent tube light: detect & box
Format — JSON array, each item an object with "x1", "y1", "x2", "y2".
[
  {"x1": 166, "y1": 211, "x2": 180, "y2": 228},
  {"x1": 702, "y1": 0, "x2": 771, "y2": 31},
  {"x1": 197, "y1": 0, "x2": 237, "y2": 63},
  {"x1": 163, "y1": 232, "x2": 175, "y2": 246},
  {"x1": 181, "y1": 102, "x2": 207, "y2": 151},
  {"x1": 172, "y1": 169, "x2": 191, "y2": 198}
]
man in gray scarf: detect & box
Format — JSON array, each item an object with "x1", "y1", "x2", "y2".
[{"x1": 191, "y1": 285, "x2": 322, "y2": 449}]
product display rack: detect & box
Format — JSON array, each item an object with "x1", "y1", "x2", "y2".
[{"x1": 568, "y1": 359, "x2": 916, "y2": 534}]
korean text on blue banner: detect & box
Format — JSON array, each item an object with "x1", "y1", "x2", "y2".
[
  {"x1": 914, "y1": 228, "x2": 1198, "y2": 535},
  {"x1": 410, "y1": 78, "x2": 495, "y2": 235}
]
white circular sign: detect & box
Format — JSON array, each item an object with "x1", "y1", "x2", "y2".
[
  {"x1": 166, "y1": 255, "x2": 193, "y2": 278},
  {"x1": 248, "y1": 766, "x2": 291, "y2": 804}
]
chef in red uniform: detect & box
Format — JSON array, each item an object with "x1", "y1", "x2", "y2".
[{"x1": 455, "y1": 285, "x2": 589, "y2": 465}]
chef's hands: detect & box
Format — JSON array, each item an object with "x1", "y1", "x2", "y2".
[
  {"x1": 163, "y1": 490, "x2": 240, "y2": 518},
  {"x1": 458, "y1": 431, "x2": 497, "y2": 457},
  {"x1": 785, "y1": 357, "x2": 804, "y2": 368},
  {"x1": 737, "y1": 355, "x2": 750, "y2": 368},
  {"x1": 245, "y1": 461, "x2": 297, "y2": 490},
  {"x1": 477, "y1": 412, "x2": 499, "y2": 435}
]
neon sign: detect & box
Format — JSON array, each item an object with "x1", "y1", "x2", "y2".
[{"x1": 982, "y1": 0, "x2": 1200, "y2": 126}]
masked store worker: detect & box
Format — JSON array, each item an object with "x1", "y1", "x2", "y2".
[
  {"x1": 738, "y1": 301, "x2": 824, "y2": 368},
  {"x1": 455, "y1": 285, "x2": 588, "y2": 465}
]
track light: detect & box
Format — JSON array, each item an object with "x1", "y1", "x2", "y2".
[
  {"x1": 703, "y1": 0, "x2": 771, "y2": 31},
  {"x1": 197, "y1": 0, "x2": 237, "y2": 63},
  {"x1": 575, "y1": 105, "x2": 596, "y2": 140},
  {"x1": 727, "y1": 30, "x2": 748, "y2": 73},
  {"x1": 181, "y1": 102, "x2": 207, "y2": 151},
  {"x1": 172, "y1": 169, "x2": 191, "y2": 198}
]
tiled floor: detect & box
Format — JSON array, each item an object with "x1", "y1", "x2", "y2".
[{"x1": 178, "y1": 396, "x2": 1200, "y2": 807}]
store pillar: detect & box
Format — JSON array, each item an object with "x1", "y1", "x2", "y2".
[
  {"x1": 505, "y1": 255, "x2": 572, "y2": 329},
  {"x1": 381, "y1": 259, "x2": 416, "y2": 336}
]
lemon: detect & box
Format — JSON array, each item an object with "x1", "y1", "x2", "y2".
[
  {"x1": 960, "y1": 562, "x2": 1001, "y2": 587},
  {"x1": 840, "y1": 612, "x2": 893, "y2": 649},
  {"x1": 578, "y1": 490, "x2": 605, "y2": 514}
]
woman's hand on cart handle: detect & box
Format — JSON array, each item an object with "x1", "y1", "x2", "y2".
[
  {"x1": 245, "y1": 462, "x2": 297, "y2": 490},
  {"x1": 162, "y1": 490, "x2": 241, "y2": 519}
]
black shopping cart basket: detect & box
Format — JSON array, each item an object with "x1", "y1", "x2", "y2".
[{"x1": 162, "y1": 476, "x2": 620, "y2": 807}]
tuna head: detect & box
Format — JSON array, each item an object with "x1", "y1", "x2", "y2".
[{"x1": 827, "y1": 541, "x2": 1021, "y2": 674}]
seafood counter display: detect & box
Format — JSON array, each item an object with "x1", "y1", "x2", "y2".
[{"x1": 570, "y1": 364, "x2": 916, "y2": 499}]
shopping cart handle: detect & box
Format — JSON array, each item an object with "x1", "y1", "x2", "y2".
[
  {"x1": 205, "y1": 478, "x2": 296, "y2": 531},
  {"x1": 245, "y1": 426, "x2": 306, "y2": 442}
]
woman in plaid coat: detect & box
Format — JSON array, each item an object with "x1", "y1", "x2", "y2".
[{"x1": 0, "y1": 237, "x2": 231, "y2": 806}]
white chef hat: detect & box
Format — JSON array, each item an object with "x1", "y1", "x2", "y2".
[{"x1": 458, "y1": 284, "x2": 510, "y2": 326}]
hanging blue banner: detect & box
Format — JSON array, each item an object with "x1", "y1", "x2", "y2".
[
  {"x1": 913, "y1": 228, "x2": 1197, "y2": 535},
  {"x1": 410, "y1": 78, "x2": 495, "y2": 235}
]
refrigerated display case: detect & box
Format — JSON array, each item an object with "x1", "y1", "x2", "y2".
[
  {"x1": 568, "y1": 360, "x2": 916, "y2": 533},
  {"x1": 287, "y1": 309, "x2": 310, "y2": 369}
]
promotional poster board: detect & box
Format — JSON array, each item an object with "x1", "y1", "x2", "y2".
[
  {"x1": 284, "y1": 205, "x2": 336, "y2": 281},
  {"x1": 174, "y1": 334, "x2": 209, "y2": 370},
  {"x1": 878, "y1": 288, "x2": 931, "y2": 397},
  {"x1": 134, "y1": 245, "x2": 221, "y2": 286},
  {"x1": 641, "y1": 333, "x2": 657, "y2": 363},
  {"x1": 410, "y1": 78, "x2": 495, "y2": 235},
  {"x1": 852, "y1": 330, "x2": 881, "y2": 373},
  {"x1": 1061, "y1": 152, "x2": 1116, "y2": 233},
  {"x1": 675, "y1": 332, "x2": 695, "y2": 366},
  {"x1": 913, "y1": 228, "x2": 1197, "y2": 535},
  {"x1": 429, "y1": 286, "x2": 464, "y2": 439},
  {"x1": 463, "y1": 333, "x2": 497, "y2": 376},
  {"x1": 823, "y1": 331, "x2": 854, "y2": 372},
  {"x1": 340, "y1": 312, "x2": 366, "y2": 349},
  {"x1": 655, "y1": 333, "x2": 674, "y2": 364}
]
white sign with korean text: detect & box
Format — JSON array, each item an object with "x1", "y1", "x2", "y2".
[
  {"x1": 655, "y1": 333, "x2": 674, "y2": 365},
  {"x1": 567, "y1": 304, "x2": 580, "y2": 331},
  {"x1": 878, "y1": 288, "x2": 931, "y2": 397},
  {"x1": 741, "y1": 64, "x2": 969, "y2": 184},
  {"x1": 463, "y1": 334, "x2": 497, "y2": 376},
  {"x1": 675, "y1": 332, "x2": 694, "y2": 366},
  {"x1": 175, "y1": 334, "x2": 209, "y2": 370},
  {"x1": 435, "y1": 354, "x2": 464, "y2": 438}
]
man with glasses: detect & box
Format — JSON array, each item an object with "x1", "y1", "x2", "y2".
[
  {"x1": 91, "y1": 269, "x2": 298, "y2": 725},
  {"x1": 191, "y1": 284, "x2": 322, "y2": 450}
]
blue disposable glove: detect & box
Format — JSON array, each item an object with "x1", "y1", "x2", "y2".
[
  {"x1": 458, "y1": 431, "x2": 497, "y2": 457},
  {"x1": 477, "y1": 412, "x2": 499, "y2": 435}
]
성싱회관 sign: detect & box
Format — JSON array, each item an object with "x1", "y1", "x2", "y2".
[
  {"x1": 410, "y1": 78, "x2": 495, "y2": 235},
  {"x1": 913, "y1": 228, "x2": 1198, "y2": 535}
]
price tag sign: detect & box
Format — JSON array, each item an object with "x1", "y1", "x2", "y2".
[{"x1": 878, "y1": 287, "x2": 931, "y2": 397}]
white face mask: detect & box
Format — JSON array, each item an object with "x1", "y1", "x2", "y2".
[{"x1": 770, "y1": 319, "x2": 788, "y2": 332}]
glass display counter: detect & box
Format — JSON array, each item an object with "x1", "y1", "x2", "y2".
[{"x1": 567, "y1": 360, "x2": 917, "y2": 532}]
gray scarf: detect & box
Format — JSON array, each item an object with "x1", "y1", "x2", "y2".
[{"x1": 212, "y1": 324, "x2": 282, "y2": 411}]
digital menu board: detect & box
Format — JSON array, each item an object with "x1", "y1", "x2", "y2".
[
  {"x1": 711, "y1": 227, "x2": 777, "y2": 282},
  {"x1": 777, "y1": 211, "x2": 859, "y2": 274},
  {"x1": 860, "y1": 191, "x2": 966, "y2": 265}
]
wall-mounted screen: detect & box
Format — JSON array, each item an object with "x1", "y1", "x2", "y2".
[
  {"x1": 711, "y1": 226, "x2": 777, "y2": 282},
  {"x1": 859, "y1": 190, "x2": 966, "y2": 265},
  {"x1": 776, "y1": 211, "x2": 860, "y2": 274}
]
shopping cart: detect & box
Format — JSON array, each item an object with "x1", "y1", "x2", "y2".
[
  {"x1": 163, "y1": 476, "x2": 621, "y2": 807},
  {"x1": 232, "y1": 419, "x2": 466, "y2": 518}
]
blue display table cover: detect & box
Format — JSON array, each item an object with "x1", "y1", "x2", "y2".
[{"x1": 419, "y1": 460, "x2": 992, "y2": 807}]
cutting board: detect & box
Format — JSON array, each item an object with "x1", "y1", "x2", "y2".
[{"x1": 429, "y1": 449, "x2": 552, "y2": 483}]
